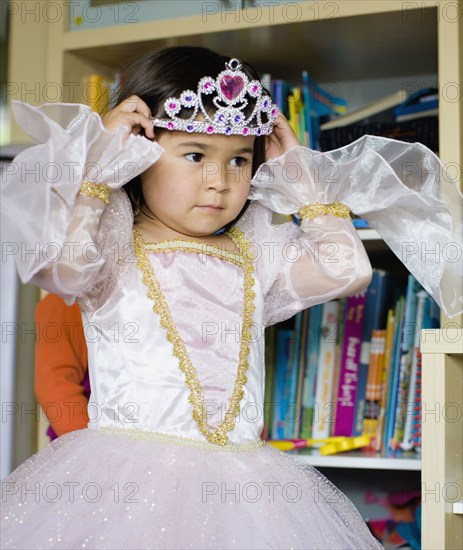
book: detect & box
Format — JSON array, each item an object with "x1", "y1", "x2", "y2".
[
  {"x1": 320, "y1": 90, "x2": 408, "y2": 130},
  {"x1": 288, "y1": 88, "x2": 304, "y2": 143},
  {"x1": 390, "y1": 275, "x2": 422, "y2": 449},
  {"x1": 384, "y1": 296, "x2": 406, "y2": 451},
  {"x1": 400, "y1": 290, "x2": 428, "y2": 451},
  {"x1": 394, "y1": 87, "x2": 438, "y2": 119},
  {"x1": 271, "y1": 327, "x2": 293, "y2": 439},
  {"x1": 333, "y1": 292, "x2": 367, "y2": 436},
  {"x1": 281, "y1": 326, "x2": 297, "y2": 439},
  {"x1": 312, "y1": 301, "x2": 340, "y2": 439},
  {"x1": 300, "y1": 306, "x2": 323, "y2": 439},
  {"x1": 294, "y1": 310, "x2": 309, "y2": 438},
  {"x1": 330, "y1": 298, "x2": 346, "y2": 433},
  {"x1": 284, "y1": 312, "x2": 303, "y2": 438},
  {"x1": 272, "y1": 79, "x2": 291, "y2": 118},
  {"x1": 363, "y1": 330, "x2": 387, "y2": 449},
  {"x1": 409, "y1": 293, "x2": 440, "y2": 451},
  {"x1": 85, "y1": 74, "x2": 111, "y2": 116},
  {"x1": 375, "y1": 308, "x2": 396, "y2": 451},
  {"x1": 301, "y1": 70, "x2": 314, "y2": 148},
  {"x1": 353, "y1": 270, "x2": 388, "y2": 436},
  {"x1": 262, "y1": 325, "x2": 277, "y2": 439}
]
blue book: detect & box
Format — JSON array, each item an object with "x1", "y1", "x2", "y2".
[
  {"x1": 301, "y1": 70, "x2": 314, "y2": 149},
  {"x1": 284, "y1": 312, "x2": 303, "y2": 438},
  {"x1": 390, "y1": 275, "x2": 422, "y2": 447},
  {"x1": 353, "y1": 270, "x2": 387, "y2": 436},
  {"x1": 272, "y1": 79, "x2": 291, "y2": 118},
  {"x1": 394, "y1": 87, "x2": 438, "y2": 118}
]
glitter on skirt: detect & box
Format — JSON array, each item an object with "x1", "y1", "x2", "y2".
[{"x1": 1, "y1": 428, "x2": 383, "y2": 550}]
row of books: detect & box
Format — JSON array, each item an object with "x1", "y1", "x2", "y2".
[
  {"x1": 264, "y1": 72, "x2": 438, "y2": 152},
  {"x1": 263, "y1": 270, "x2": 440, "y2": 454},
  {"x1": 261, "y1": 72, "x2": 347, "y2": 149},
  {"x1": 82, "y1": 73, "x2": 119, "y2": 115}
]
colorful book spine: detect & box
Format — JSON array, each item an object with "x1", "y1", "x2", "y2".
[
  {"x1": 353, "y1": 270, "x2": 387, "y2": 436},
  {"x1": 300, "y1": 305, "x2": 322, "y2": 439},
  {"x1": 375, "y1": 308, "x2": 396, "y2": 451},
  {"x1": 390, "y1": 275, "x2": 421, "y2": 448},
  {"x1": 281, "y1": 327, "x2": 297, "y2": 439},
  {"x1": 363, "y1": 330, "x2": 387, "y2": 449},
  {"x1": 285, "y1": 312, "x2": 303, "y2": 438},
  {"x1": 271, "y1": 328, "x2": 293, "y2": 440},
  {"x1": 85, "y1": 74, "x2": 111, "y2": 115},
  {"x1": 384, "y1": 296, "x2": 406, "y2": 450},
  {"x1": 400, "y1": 290, "x2": 427, "y2": 450},
  {"x1": 333, "y1": 292, "x2": 367, "y2": 436},
  {"x1": 412, "y1": 350, "x2": 422, "y2": 451},
  {"x1": 262, "y1": 325, "x2": 277, "y2": 440},
  {"x1": 330, "y1": 298, "x2": 346, "y2": 434},
  {"x1": 312, "y1": 301, "x2": 340, "y2": 439},
  {"x1": 288, "y1": 87, "x2": 305, "y2": 143},
  {"x1": 301, "y1": 70, "x2": 314, "y2": 148},
  {"x1": 294, "y1": 310, "x2": 309, "y2": 438}
]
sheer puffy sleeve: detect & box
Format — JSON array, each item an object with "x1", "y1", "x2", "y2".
[
  {"x1": 236, "y1": 201, "x2": 371, "y2": 327},
  {"x1": 1, "y1": 101, "x2": 164, "y2": 312},
  {"x1": 247, "y1": 138, "x2": 462, "y2": 320}
]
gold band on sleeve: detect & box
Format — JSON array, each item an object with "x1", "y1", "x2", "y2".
[
  {"x1": 297, "y1": 202, "x2": 351, "y2": 221},
  {"x1": 78, "y1": 180, "x2": 111, "y2": 204}
]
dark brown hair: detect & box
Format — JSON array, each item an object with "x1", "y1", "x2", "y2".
[{"x1": 113, "y1": 45, "x2": 269, "y2": 228}]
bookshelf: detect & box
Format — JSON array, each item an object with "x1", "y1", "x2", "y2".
[
  {"x1": 421, "y1": 329, "x2": 463, "y2": 549},
  {"x1": 7, "y1": 1, "x2": 462, "y2": 544}
]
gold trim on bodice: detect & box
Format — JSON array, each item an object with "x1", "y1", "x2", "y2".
[
  {"x1": 143, "y1": 239, "x2": 245, "y2": 267},
  {"x1": 132, "y1": 226, "x2": 256, "y2": 446},
  {"x1": 99, "y1": 427, "x2": 264, "y2": 452}
]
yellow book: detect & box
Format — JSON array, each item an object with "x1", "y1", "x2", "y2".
[
  {"x1": 288, "y1": 88, "x2": 301, "y2": 141},
  {"x1": 85, "y1": 74, "x2": 111, "y2": 116}
]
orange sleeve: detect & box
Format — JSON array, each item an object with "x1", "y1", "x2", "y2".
[{"x1": 34, "y1": 293, "x2": 89, "y2": 436}]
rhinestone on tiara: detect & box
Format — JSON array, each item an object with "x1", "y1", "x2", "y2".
[{"x1": 151, "y1": 58, "x2": 279, "y2": 136}]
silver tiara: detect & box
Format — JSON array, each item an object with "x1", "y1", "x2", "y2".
[{"x1": 151, "y1": 58, "x2": 278, "y2": 136}]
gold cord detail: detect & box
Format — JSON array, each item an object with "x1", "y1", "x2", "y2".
[
  {"x1": 297, "y1": 202, "x2": 351, "y2": 221},
  {"x1": 132, "y1": 226, "x2": 256, "y2": 446},
  {"x1": 78, "y1": 180, "x2": 111, "y2": 204}
]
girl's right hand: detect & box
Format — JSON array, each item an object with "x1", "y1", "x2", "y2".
[{"x1": 102, "y1": 95, "x2": 155, "y2": 140}]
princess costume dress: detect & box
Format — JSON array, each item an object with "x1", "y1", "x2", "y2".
[{"x1": 1, "y1": 102, "x2": 461, "y2": 550}]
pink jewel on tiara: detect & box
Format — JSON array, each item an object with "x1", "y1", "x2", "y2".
[
  {"x1": 220, "y1": 75, "x2": 245, "y2": 101},
  {"x1": 151, "y1": 58, "x2": 278, "y2": 136}
]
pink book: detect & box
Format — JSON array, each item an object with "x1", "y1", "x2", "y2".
[{"x1": 333, "y1": 291, "x2": 367, "y2": 436}]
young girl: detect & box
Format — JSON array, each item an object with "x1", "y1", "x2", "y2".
[{"x1": 1, "y1": 45, "x2": 461, "y2": 550}]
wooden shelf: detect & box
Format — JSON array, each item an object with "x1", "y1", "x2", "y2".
[
  {"x1": 293, "y1": 448, "x2": 421, "y2": 470},
  {"x1": 59, "y1": 2, "x2": 438, "y2": 82}
]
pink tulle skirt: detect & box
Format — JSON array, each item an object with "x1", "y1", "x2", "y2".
[{"x1": 1, "y1": 428, "x2": 382, "y2": 549}]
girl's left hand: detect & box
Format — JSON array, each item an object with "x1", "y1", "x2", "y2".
[{"x1": 265, "y1": 113, "x2": 301, "y2": 162}]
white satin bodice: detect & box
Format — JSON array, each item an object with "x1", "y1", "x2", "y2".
[{"x1": 84, "y1": 244, "x2": 265, "y2": 444}]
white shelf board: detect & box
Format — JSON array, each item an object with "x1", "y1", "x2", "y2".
[
  {"x1": 358, "y1": 229, "x2": 381, "y2": 241},
  {"x1": 292, "y1": 449, "x2": 421, "y2": 470},
  {"x1": 453, "y1": 501, "x2": 463, "y2": 515}
]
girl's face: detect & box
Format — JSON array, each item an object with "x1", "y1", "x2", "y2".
[{"x1": 137, "y1": 130, "x2": 255, "y2": 240}]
